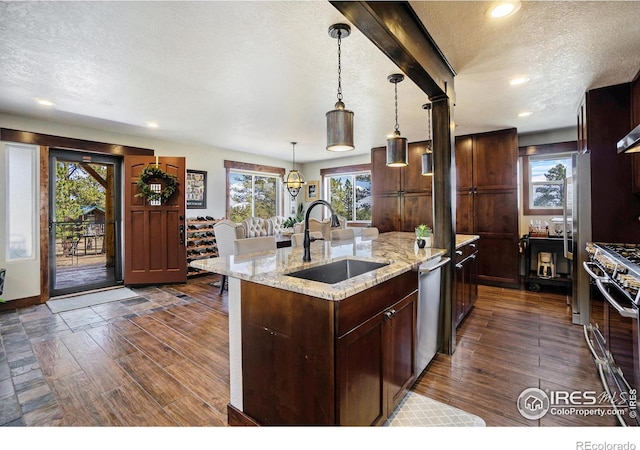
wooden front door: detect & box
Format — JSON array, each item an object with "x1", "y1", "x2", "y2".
[{"x1": 124, "y1": 156, "x2": 186, "y2": 285}]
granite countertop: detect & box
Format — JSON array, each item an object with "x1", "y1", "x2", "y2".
[
  {"x1": 191, "y1": 232, "x2": 478, "y2": 301},
  {"x1": 456, "y1": 234, "x2": 480, "y2": 248}
]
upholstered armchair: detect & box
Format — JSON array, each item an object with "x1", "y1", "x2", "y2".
[
  {"x1": 269, "y1": 216, "x2": 288, "y2": 235},
  {"x1": 241, "y1": 217, "x2": 274, "y2": 238}
]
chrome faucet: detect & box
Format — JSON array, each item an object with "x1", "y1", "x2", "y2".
[{"x1": 303, "y1": 200, "x2": 340, "y2": 262}]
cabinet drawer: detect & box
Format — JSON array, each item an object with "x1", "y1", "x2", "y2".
[
  {"x1": 335, "y1": 270, "x2": 417, "y2": 337},
  {"x1": 455, "y1": 241, "x2": 478, "y2": 262}
]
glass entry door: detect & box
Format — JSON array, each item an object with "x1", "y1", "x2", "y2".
[{"x1": 49, "y1": 149, "x2": 123, "y2": 296}]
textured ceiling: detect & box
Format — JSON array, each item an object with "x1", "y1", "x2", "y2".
[{"x1": 1, "y1": 1, "x2": 639, "y2": 163}]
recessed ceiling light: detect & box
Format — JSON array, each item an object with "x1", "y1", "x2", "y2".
[
  {"x1": 510, "y1": 76, "x2": 530, "y2": 86},
  {"x1": 146, "y1": 121, "x2": 159, "y2": 129},
  {"x1": 487, "y1": 1, "x2": 521, "y2": 19},
  {"x1": 518, "y1": 111, "x2": 532, "y2": 117},
  {"x1": 35, "y1": 98, "x2": 55, "y2": 107}
]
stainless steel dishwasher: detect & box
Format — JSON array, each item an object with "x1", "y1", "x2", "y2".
[{"x1": 417, "y1": 255, "x2": 451, "y2": 375}]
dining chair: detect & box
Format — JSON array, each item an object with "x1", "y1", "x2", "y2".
[
  {"x1": 291, "y1": 231, "x2": 323, "y2": 247},
  {"x1": 234, "y1": 235, "x2": 277, "y2": 256},
  {"x1": 361, "y1": 227, "x2": 379, "y2": 239},
  {"x1": 212, "y1": 220, "x2": 244, "y2": 294},
  {"x1": 330, "y1": 228, "x2": 355, "y2": 241}
]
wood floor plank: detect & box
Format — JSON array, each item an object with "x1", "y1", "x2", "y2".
[
  {"x1": 85, "y1": 324, "x2": 138, "y2": 359},
  {"x1": 31, "y1": 338, "x2": 82, "y2": 379},
  {"x1": 102, "y1": 381, "x2": 177, "y2": 426},
  {"x1": 163, "y1": 395, "x2": 227, "y2": 426},
  {"x1": 48, "y1": 371, "x2": 121, "y2": 426},
  {"x1": 110, "y1": 320, "x2": 187, "y2": 368},
  {"x1": 115, "y1": 350, "x2": 193, "y2": 407},
  {"x1": 60, "y1": 330, "x2": 132, "y2": 393}
]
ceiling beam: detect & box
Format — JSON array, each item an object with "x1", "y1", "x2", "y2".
[{"x1": 330, "y1": 1, "x2": 455, "y2": 101}]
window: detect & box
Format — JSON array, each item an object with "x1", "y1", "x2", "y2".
[
  {"x1": 225, "y1": 160, "x2": 284, "y2": 222},
  {"x1": 321, "y1": 164, "x2": 372, "y2": 223},
  {"x1": 523, "y1": 153, "x2": 572, "y2": 215},
  {"x1": 6, "y1": 144, "x2": 37, "y2": 260}
]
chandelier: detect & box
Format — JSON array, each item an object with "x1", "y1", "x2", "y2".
[{"x1": 284, "y1": 141, "x2": 305, "y2": 199}]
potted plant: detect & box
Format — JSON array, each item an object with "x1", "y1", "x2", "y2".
[
  {"x1": 283, "y1": 203, "x2": 305, "y2": 229},
  {"x1": 415, "y1": 224, "x2": 432, "y2": 248}
]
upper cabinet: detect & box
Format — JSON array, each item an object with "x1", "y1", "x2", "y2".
[
  {"x1": 583, "y1": 83, "x2": 640, "y2": 243},
  {"x1": 455, "y1": 128, "x2": 519, "y2": 286},
  {"x1": 371, "y1": 141, "x2": 433, "y2": 233}
]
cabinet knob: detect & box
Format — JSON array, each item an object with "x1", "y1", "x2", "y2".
[
  {"x1": 456, "y1": 250, "x2": 463, "y2": 256},
  {"x1": 384, "y1": 309, "x2": 396, "y2": 320}
]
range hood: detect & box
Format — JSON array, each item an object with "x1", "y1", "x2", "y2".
[{"x1": 617, "y1": 123, "x2": 640, "y2": 154}]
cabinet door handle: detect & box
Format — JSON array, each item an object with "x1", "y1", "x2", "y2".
[
  {"x1": 456, "y1": 250, "x2": 463, "y2": 256},
  {"x1": 455, "y1": 263, "x2": 463, "y2": 269},
  {"x1": 469, "y1": 243, "x2": 476, "y2": 248},
  {"x1": 469, "y1": 254, "x2": 477, "y2": 259}
]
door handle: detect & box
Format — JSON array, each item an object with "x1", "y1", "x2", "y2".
[{"x1": 179, "y1": 224, "x2": 185, "y2": 245}]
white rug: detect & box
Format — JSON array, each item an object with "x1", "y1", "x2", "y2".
[
  {"x1": 47, "y1": 287, "x2": 140, "y2": 314},
  {"x1": 384, "y1": 391, "x2": 486, "y2": 427}
]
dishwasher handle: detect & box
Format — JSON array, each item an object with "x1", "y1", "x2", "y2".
[{"x1": 419, "y1": 257, "x2": 451, "y2": 274}]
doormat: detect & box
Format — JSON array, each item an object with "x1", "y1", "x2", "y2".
[
  {"x1": 46, "y1": 287, "x2": 140, "y2": 314},
  {"x1": 384, "y1": 391, "x2": 486, "y2": 427}
]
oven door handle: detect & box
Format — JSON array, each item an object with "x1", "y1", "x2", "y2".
[
  {"x1": 595, "y1": 278, "x2": 638, "y2": 319},
  {"x1": 583, "y1": 261, "x2": 607, "y2": 281}
]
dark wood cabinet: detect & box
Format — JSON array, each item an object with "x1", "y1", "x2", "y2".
[
  {"x1": 372, "y1": 142, "x2": 433, "y2": 233},
  {"x1": 455, "y1": 129, "x2": 519, "y2": 286},
  {"x1": 240, "y1": 270, "x2": 418, "y2": 425},
  {"x1": 336, "y1": 288, "x2": 417, "y2": 425},
  {"x1": 454, "y1": 241, "x2": 478, "y2": 327},
  {"x1": 582, "y1": 84, "x2": 640, "y2": 243}
]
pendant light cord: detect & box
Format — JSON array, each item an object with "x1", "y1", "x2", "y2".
[
  {"x1": 394, "y1": 82, "x2": 399, "y2": 133},
  {"x1": 336, "y1": 30, "x2": 343, "y2": 102}
]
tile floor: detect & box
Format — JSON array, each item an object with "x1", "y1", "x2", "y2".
[{"x1": 0, "y1": 286, "x2": 198, "y2": 426}]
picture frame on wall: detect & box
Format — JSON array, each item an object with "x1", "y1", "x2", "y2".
[
  {"x1": 186, "y1": 169, "x2": 207, "y2": 209},
  {"x1": 305, "y1": 180, "x2": 319, "y2": 202}
]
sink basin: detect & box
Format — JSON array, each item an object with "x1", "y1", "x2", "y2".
[{"x1": 286, "y1": 259, "x2": 389, "y2": 284}]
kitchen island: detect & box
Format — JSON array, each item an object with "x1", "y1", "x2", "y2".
[{"x1": 191, "y1": 231, "x2": 478, "y2": 425}]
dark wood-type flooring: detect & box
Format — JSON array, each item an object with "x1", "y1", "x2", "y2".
[{"x1": 0, "y1": 275, "x2": 617, "y2": 426}]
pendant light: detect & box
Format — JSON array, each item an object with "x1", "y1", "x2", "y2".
[
  {"x1": 326, "y1": 23, "x2": 354, "y2": 152},
  {"x1": 421, "y1": 103, "x2": 434, "y2": 176},
  {"x1": 284, "y1": 142, "x2": 305, "y2": 200},
  {"x1": 386, "y1": 74, "x2": 408, "y2": 167}
]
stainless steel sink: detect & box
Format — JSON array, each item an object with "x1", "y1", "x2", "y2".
[{"x1": 286, "y1": 258, "x2": 389, "y2": 284}]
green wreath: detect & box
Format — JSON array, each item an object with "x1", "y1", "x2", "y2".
[{"x1": 135, "y1": 166, "x2": 179, "y2": 203}]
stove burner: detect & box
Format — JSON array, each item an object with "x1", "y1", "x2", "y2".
[{"x1": 591, "y1": 243, "x2": 640, "y2": 305}]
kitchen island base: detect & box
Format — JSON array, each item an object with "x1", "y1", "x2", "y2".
[{"x1": 231, "y1": 270, "x2": 418, "y2": 426}]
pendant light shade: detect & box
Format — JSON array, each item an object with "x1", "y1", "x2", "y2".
[
  {"x1": 386, "y1": 74, "x2": 408, "y2": 167},
  {"x1": 421, "y1": 103, "x2": 434, "y2": 176},
  {"x1": 326, "y1": 24, "x2": 354, "y2": 152},
  {"x1": 284, "y1": 142, "x2": 306, "y2": 199}
]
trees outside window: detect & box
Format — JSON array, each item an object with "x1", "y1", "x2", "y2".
[
  {"x1": 228, "y1": 171, "x2": 279, "y2": 222},
  {"x1": 523, "y1": 153, "x2": 572, "y2": 215},
  {"x1": 325, "y1": 171, "x2": 371, "y2": 223}
]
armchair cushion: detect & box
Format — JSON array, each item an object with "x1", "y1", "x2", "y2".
[{"x1": 241, "y1": 217, "x2": 274, "y2": 237}]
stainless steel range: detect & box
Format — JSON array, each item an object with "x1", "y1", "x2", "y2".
[{"x1": 584, "y1": 242, "x2": 640, "y2": 426}]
